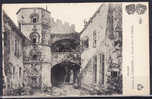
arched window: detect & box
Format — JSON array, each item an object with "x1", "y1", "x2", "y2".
[
  {"x1": 32, "y1": 36, "x2": 37, "y2": 43},
  {"x1": 29, "y1": 32, "x2": 40, "y2": 44},
  {"x1": 32, "y1": 17, "x2": 37, "y2": 23},
  {"x1": 30, "y1": 48, "x2": 41, "y2": 61},
  {"x1": 30, "y1": 13, "x2": 39, "y2": 23},
  {"x1": 32, "y1": 54, "x2": 37, "y2": 60}
]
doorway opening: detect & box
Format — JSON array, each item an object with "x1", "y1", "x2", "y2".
[{"x1": 51, "y1": 61, "x2": 80, "y2": 87}]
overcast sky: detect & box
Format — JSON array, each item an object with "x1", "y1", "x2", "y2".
[{"x1": 3, "y1": 3, "x2": 101, "y2": 32}]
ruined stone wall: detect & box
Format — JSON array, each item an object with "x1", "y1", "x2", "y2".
[
  {"x1": 40, "y1": 46, "x2": 52, "y2": 88},
  {"x1": 80, "y1": 59, "x2": 94, "y2": 90},
  {"x1": 80, "y1": 3, "x2": 122, "y2": 93},
  {"x1": 49, "y1": 18, "x2": 76, "y2": 34},
  {"x1": 50, "y1": 33, "x2": 80, "y2": 68},
  {"x1": 104, "y1": 3, "x2": 122, "y2": 94},
  {"x1": 51, "y1": 52, "x2": 80, "y2": 67},
  {"x1": 3, "y1": 12, "x2": 25, "y2": 94},
  {"x1": 23, "y1": 63, "x2": 42, "y2": 87},
  {"x1": 80, "y1": 3, "x2": 109, "y2": 90},
  {"x1": 106, "y1": 4, "x2": 122, "y2": 70},
  {"x1": 50, "y1": 33, "x2": 79, "y2": 45}
]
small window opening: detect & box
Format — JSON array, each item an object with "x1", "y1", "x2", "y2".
[
  {"x1": 84, "y1": 38, "x2": 89, "y2": 48},
  {"x1": 32, "y1": 55, "x2": 37, "y2": 60},
  {"x1": 111, "y1": 71, "x2": 118, "y2": 78},
  {"x1": 33, "y1": 17, "x2": 37, "y2": 23},
  {"x1": 19, "y1": 67, "x2": 21, "y2": 78},
  {"x1": 93, "y1": 31, "x2": 96, "y2": 48},
  {"x1": 33, "y1": 38, "x2": 36, "y2": 43}
]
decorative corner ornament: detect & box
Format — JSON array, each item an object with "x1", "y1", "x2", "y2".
[
  {"x1": 125, "y1": 4, "x2": 147, "y2": 15},
  {"x1": 125, "y1": 4, "x2": 136, "y2": 15},
  {"x1": 136, "y1": 4, "x2": 147, "y2": 15},
  {"x1": 137, "y1": 84, "x2": 144, "y2": 91},
  {"x1": 137, "y1": 4, "x2": 147, "y2": 24},
  {"x1": 126, "y1": 4, "x2": 147, "y2": 24},
  {"x1": 136, "y1": 4, "x2": 147, "y2": 24}
]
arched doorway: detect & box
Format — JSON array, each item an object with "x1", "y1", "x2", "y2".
[{"x1": 51, "y1": 61, "x2": 80, "y2": 87}]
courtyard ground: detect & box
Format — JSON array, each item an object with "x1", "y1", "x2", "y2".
[{"x1": 32, "y1": 84, "x2": 94, "y2": 96}]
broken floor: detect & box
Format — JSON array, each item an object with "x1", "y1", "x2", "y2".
[{"x1": 31, "y1": 84, "x2": 101, "y2": 96}]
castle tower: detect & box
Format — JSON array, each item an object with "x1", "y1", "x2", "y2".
[{"x1": 17, "y1": 8, "x2": 52, "y2": 89}]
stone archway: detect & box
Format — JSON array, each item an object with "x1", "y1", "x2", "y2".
[
  {"x1": 51, "y1": 39, "x2": 80, "y2": 52},
  {"x1": 51, "y1": 61, "x2": 80, "y2": 87}
]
